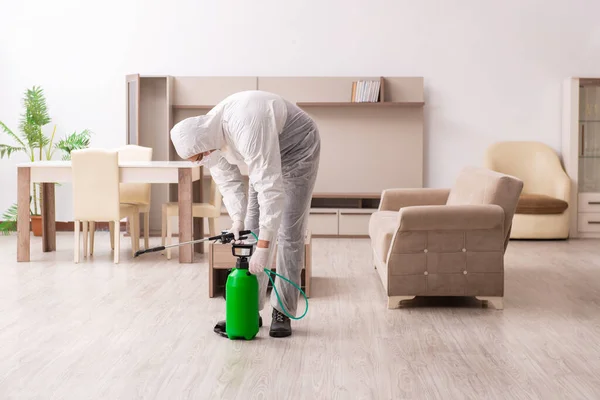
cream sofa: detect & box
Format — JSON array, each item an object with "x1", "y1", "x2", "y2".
[
  {"x1": 484, "y1": 141, "x2": 570, "y2": 239},
  {"x1": 368, "y1": 166, "x2": 523, "y2": 310}
]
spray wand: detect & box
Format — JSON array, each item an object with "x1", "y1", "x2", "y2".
[{"x1": 133, "y1": 230, "x2": 253, "y2": 257}]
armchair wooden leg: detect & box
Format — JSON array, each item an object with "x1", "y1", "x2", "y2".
[
  {"x1": 82, "y1": 221, "x2": 88, "y2": 258},
  {"x1": 89, "y1": 222, "x2": 95, "y2": 256},
  {"x1": 135, "y1": 213, "x2": 141, "y2": 253},
  {"x1": 109, "y1": 221, "x2": 115, "y2": 250},
  {"x1": 114, "y1": 220, "x2": 120, "y2": 264},
  {"x1": 166, "y1": 216, "x2": 173, "y2": 260},
  {"x1": 476, "y1": 296, "x2": 504, "y2": 310},
  {"x1": 388, "y1": 296, "x2": 416, "y2": 309},
  {"x1": 130, "y1": 213, "x2": 140, "y2": 257},
  {"x1": 144, "y1": 211, "x2": 150, "y2": 249},
  {"x1": 74, "y1": 220, "x2": 80, "y2": 263}
]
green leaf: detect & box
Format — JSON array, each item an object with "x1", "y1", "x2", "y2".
[
  {"x1": 19, "y1": 86, "x2": 51, "y2": 152},
  {"x1": 0, "y1": 144, "x2": 26, "y2": 159},
  {"x1": 55, "y1": 129, "x2": 92, "y2": 160},
  {"x1": 0, "y1": 203, "x2": 18, "y2": 235},
  {"x1": 21, "y1": 86, "x2": 51, "y2": 127},
  {"x1": 0, "y1": 120, "x2": 27, "y2": 149}
]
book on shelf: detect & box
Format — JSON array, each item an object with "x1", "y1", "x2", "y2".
[{"x1": 351, "y1": 80, "x2": 381, "y2": 103}]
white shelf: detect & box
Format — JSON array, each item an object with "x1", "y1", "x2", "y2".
[{"x1": 172, "y1": 105, "x2": 214, "y2": 110}]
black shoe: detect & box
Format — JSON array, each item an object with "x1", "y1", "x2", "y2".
[
  {"x1": 214, "y1": 315, "x2": 262, "y2": 338},
  {"x1": 269, "y1": 308, "x2": 292, "y2": 338}
]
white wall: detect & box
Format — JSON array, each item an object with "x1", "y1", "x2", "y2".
[{"x1": 2, "y1": 0, "x2": 600, "y2": 221}]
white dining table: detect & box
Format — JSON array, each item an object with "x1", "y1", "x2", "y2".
[{"x1": 16, "y1": 160, "x2": 204, "y2": 263}]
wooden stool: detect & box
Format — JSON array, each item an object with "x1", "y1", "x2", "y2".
[{"x1": 208, "y1": 230, "x2": 312, "y2": 298}]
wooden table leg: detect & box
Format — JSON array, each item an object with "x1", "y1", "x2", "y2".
[
  {"x1": 178, "y1": 168, "x2": 193, "y2": 263},
  {"x1": 41, "y1": 183, "x2": 56, "y2": 252},
  {"x1": 17, "y1": 167, "x2": 31, "y2": 262},
  {"x1": 193, "y1": 176, "x2": 204, "y2": 254}
]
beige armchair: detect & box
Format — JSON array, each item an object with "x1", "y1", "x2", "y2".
[
  {"x1": 484, "y1": 141, "x2": 570, "y2": 239},
  {"x1": 368, "y1": 166, "x2": 523, "y2": 310}
]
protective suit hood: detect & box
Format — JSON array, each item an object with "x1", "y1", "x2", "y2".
[{"x1": 170, "y1": 109, "x2": 225, "y2": 160}]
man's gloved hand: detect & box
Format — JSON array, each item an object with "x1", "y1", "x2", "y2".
[
  {"x1": 229, "y1": 220, "x2": 244, "y2": 243},
  {"x1": 249, "y1": 247, "x2": 269, "y2": 275}
]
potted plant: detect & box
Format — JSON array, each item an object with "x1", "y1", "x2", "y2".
[{"x1": 0, "y1": 86, "x2": 92, "y2": 236}]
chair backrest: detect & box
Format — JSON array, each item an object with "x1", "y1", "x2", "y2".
[
  {"x1": 117, "y1": 145, "x2": 153, "y2": 204},
  {"x1": 446, "y1": 166, "x2": 524, "y2": 250},
  {"x1": 208, "y1": 176, "x2": 222, "y2": 210},
  {"x1": 72, "y1": 148, "x2": 120, "y2": 221},
  {"x1": 484, "y1": 141, "x2": 564, "y2": 194}
]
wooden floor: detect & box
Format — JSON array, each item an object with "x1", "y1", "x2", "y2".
[{"x1": 1, "y1": 233, "x2": 600, "y2": 399}]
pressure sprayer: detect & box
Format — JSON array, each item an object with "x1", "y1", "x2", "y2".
[{"x1": 134, "y1": 230, "x2": 309, "y2": 340}]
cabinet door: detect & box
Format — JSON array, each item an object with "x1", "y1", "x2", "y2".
[
  {"x1": 126, "y1": 74, "x2": 140, "y2": 145},
  {"x1": 578, "y1": 212, "x2": 600, "y2": 232},
  {"x1": 578, "y1": 83, "x2": 600, "y2": 193},
  {"x1": 308, "y1": 209, "x2": 339, "y2": 235},
  {"x1": 338, "y1": 210, "x2": 374, "y2": 236}
]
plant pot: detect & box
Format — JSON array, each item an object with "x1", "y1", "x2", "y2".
[{"x1": 31, "y1": 215, "x2": 42, "y2": 237}]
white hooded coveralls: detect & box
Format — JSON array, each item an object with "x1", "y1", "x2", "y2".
[{"x1": 170, "y1": 90, "x2": 321, "y2": 316}]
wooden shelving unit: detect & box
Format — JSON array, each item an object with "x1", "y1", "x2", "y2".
[
  {"x1": 297, "y1": 101, "x2": 424, "y2": 108},
  {"x1": 172, "y1": 105, "x2": 215, "y2": 110},
  {"x1": 126, "y1": 75, "x2": 425, "y2": 238}
]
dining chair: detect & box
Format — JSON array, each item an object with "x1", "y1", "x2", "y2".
[
  {"x1": 161, "y1": 177, "x2": 223, "y2": 259},
  {"x1": 71, "y1": 148, "x2": 140, "y2": 263},
  {"x1": 116, "y1": 145, "x2": 153, "y2": 249}
]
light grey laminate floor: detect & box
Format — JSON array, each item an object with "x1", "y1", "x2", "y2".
[{"x1": 1, "y1": 233, "x2": 600, "y2": 399}]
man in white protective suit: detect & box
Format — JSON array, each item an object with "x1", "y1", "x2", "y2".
[{"x1": 170, "y1": 90, "x2": 320, "y2": 338}]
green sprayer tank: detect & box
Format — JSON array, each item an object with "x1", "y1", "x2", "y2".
[{"x1": 225, "y1": 244, "x2": 260, "y2": 340}]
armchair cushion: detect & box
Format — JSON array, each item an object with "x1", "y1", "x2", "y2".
[{"x1": 516, "y1": 193, "x2": 568, "y2": 214}]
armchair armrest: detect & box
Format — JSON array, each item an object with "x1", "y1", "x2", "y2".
[
  {"x1": 379, "y1": 188, "x2": 451, "y2": 211},
  {"x1": 398, "y1": 204, "x2": 505, "y2": 231},
  {"x1": 552, "y1": 169, "x2": 571, "y2": 202},
  {"x1": 527, "y1": 155, "x2": 571, "y2": 202}
]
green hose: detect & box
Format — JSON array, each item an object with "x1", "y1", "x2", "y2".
[{"x1": 249, "y1": 231, "x2": 309, "y2": 320}]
